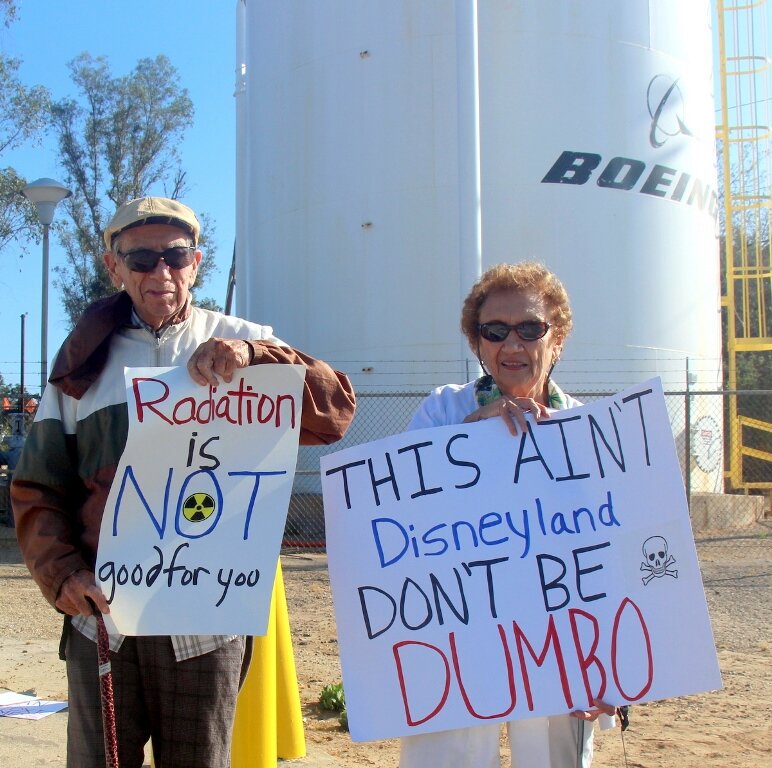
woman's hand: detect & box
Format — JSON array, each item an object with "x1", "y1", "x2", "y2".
[
  {"x1": 463, "y1": 396, "x2": 550, "y2": 436},
  {"x1": 570, "y1": 698, "x2": 617, "y2": 722}
]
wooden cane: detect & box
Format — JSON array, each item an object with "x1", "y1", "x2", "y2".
[{"x1": 89, "y1": 600, "x2": 120, "y2": 768}]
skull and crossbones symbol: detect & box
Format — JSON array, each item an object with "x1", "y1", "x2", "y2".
[{"x1": 640, "y1": 536, "x2": 678, "y2": 585}]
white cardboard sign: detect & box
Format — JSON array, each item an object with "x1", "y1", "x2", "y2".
[
  {"x1": 321, "y1": 379, "x2": 721, "y2": 741},
  {"x1": 96, "y1": 364, "x2": 305, "y2": 636}
]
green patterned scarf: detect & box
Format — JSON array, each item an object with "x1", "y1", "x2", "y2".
[{"x1": 473, "y1": 375, "x2": 569, "y2": 410}]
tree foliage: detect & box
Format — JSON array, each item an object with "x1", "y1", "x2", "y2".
[
  {"x1": 0, "y1": 1, "x2": 17, "y2": 25},
  {"x1": 51, "y1": 53, "x2": 219, "y2": 326},
  {"x1": 0, "y1": 3, "x2": 51, "y2": 253}
]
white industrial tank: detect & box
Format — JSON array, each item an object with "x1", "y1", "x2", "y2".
[
  {"x1": 236, "y1": 0, "x2": 722, "y2": 490},
  {"x1": 477, "y1": 1, "x2": 721, "y2": 395}
]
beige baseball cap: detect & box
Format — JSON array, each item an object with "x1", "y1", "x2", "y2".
[{"x1": 103, "y1": 197, "x2": 200, "y2": 249}]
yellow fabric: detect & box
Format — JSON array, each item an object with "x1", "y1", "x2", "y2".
[{"x1": 231, "y1": 562, "x2": 306, "y2": 765}]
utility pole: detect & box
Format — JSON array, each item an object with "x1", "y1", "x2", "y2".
[{"x1": 19, "y1": 313, "x2": 27, "y2": 414}]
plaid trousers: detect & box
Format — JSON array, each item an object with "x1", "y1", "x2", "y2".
[{"x1": 65, "y1": 628, "x2": 251, "y2": 768}]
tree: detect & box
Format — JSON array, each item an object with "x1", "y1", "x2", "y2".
[
  {"x1": 0, "y1": 3, "x2": 51, "y2": 254},
  {"x1": 0, "y1": 1, "x2": 16, "y2": 24},
  {"x1": 51, "y1": 53, "x2": 220, "y2": 326}
]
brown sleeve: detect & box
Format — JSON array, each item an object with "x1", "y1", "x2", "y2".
[
  {"x1": 10, "y1": 419, "x2": 96, "y2": 608},
  {"x1": 11, "y1": 476, "x2": 90, "y2": 608},
  {"x1": 243, "y1": 341, "x2": 356, "y2": 445}
]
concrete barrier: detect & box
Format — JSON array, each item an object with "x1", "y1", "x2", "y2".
[{"x1": 690, "y1": 492, "x2": 766, "y2": 531}]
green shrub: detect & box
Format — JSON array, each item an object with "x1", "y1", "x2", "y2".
[
  {"x1": 319, "y1": 683, "x2": 349, "y2": 731},
  {"x1": 319, "y1": 682, "x2": 345, "y2": 712}
]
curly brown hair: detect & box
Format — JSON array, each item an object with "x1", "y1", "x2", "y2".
[{"x1": 460, "y1": 262, "x2": 573, "y2": 349}]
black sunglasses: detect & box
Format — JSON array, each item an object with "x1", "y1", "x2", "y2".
[
  {"x1": 117, "y1": 246, "x2": 197, "y2": 273},
  {"x1": 478, "y1": 321, "x2": 551, "y2": 343}
]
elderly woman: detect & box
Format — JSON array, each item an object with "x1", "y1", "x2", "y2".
[{"x1": 400, "y1": 262, "x2": 617, "y2": 768}]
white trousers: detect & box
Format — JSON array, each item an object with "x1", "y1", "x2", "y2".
[{"x1": 399, "y1": 715, "x2": 595, "y2": 768}]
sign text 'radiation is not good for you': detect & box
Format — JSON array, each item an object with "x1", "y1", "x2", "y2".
[
  {"x1": 96, "y1": 364, "x2": 306, "y2": 637},
  {"x1": 321, "y1": 379, "x2": 721, "y2": 742}
]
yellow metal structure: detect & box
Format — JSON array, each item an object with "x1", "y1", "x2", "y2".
[{"x1": 716, "y1": 0, "x2": 772, "y2": 489}]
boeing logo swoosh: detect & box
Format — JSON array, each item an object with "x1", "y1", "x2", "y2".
[{"x1": 647, "y1": 75, "x2": 694, "y2": 148}]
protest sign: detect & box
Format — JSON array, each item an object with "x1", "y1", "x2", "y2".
[
  {"x1": 0, "y1": 692, "x2": 68, "y2": 720},
  {"x1": 96, "y1": 364, "x2": 306, "y2": 636},
  {"x1": 321, "y1": 379, "x2": 722, "y2": 741}
]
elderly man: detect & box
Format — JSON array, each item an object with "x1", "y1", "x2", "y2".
[{"x1": 12, "y1": 197, "x2": 355, "y2": 768}]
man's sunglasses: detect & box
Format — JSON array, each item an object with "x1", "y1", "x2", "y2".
[
  {"x1": 117, "y1": 246, "x2": 197, "y2": 273},
  {"x1": 478, "y1": 321, "x2": 551, "y2": 343}
]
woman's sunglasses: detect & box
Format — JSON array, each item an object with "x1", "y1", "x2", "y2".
[
  {"x1": 117, "y1": 246, "x2": 197, "y2": 273},
  {"x1": 478, "y1": 321, "x2": 551, "y2": 343}
]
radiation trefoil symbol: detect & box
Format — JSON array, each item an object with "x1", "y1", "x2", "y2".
[{"x1": 183, "y1": 492, "x2": 216, "y2": 523}]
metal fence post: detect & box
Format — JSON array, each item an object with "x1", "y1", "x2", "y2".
[{"x1": 685, "y1": 358, "x2": 691, "y2": 512}]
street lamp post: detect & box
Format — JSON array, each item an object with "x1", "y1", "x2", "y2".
[{"x1": 22, "y1": 178, "x2": 72, "y2": 397}]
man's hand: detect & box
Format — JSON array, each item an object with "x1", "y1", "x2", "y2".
[
  {"x1": 187, "y1": 338, "x2": 252, "y2": 386},
  {"x1": 55, "y1": 570, "x2": 110, "y2": 617}
]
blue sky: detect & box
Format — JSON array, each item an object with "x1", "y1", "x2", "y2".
[{"x1": 0, "y1": 1, "x2": 238, "y2": 390}]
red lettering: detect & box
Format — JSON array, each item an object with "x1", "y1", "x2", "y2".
[
  {"x1": 215, "y1": 393, "x2": 237, "y2": 424},
  {"x1": 393, "y1": 640, "x2": 451, "y2": 726},
  {"x1": 449, "y1": 626, "x2": 515, "y2": 719},
  {"x1": 514, "y1": 615, "x2": 574, "y2": 710},
  {"x1": 276, "y1": 393, "x2": 297, "y2": 429},
  {"x1": 132, "y1": 377, "x2": 172, "y2": 424},
  {"x1": 611, "y1": 597, "x2": 654, "y2": 700},
  {"x1": 386, "y1": 597, "x2": 653, "y2": 730},
  {"x1": 569, "y1": 608, "x2": 606, "y2": 706},
  {"x1": 195, "y1": 387, "x2": 215, "y2": 423},
  {"x1": 172, "y1": 396, "x2": 196, "y2": 424},
  {"x1": 258, "y1": 394, "x2": 275, "y2": 424},
  {"x1": 131, "y1": 377, "x2": 296, "y2": 428}
]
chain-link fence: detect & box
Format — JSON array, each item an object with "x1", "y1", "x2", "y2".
[
  {"x1": 283, "y1": 388, "x2": 772, "y2": 552},
  {"x1": 0, "y1": 389, "x2": 767, "y2": 547}
]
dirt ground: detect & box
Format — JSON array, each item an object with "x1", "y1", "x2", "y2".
[{"x1": 1, "y1": 531, "x2": 770, "y2": 767}]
